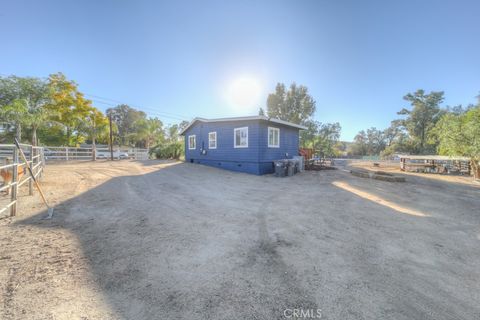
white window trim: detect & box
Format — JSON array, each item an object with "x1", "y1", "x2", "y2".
[
  {"x1": 234, "y1": 127, "x2": 249, "y2": 148},
  {"x1": 188, "y1": 135, "x2": 196, "y2": 150},
  {"x1": 268, "y1": 127, "x2": 280, "y2": 148},
  {"x1": 208, "y1": 131, "x2": 217, "y2": 149}
]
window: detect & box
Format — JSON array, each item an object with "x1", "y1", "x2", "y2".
[
  {"x1": 234, "y1": 127, "x2": 248, "y2": 148},
  {"x1": 268, "y1": 127, "x2": 280, "y2": 148},
  {"x1": 208, "y1": 132, "x2": 217, "y2": 149},
  {"x1": 188, "y1": 135, "x2": 196, "y2": 149}
]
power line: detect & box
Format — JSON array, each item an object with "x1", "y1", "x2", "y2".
[
  {"x1": 91, "y1": 99, "x2": 188, "y2": 122},
  {"x1": 0, "y1": 76, "x2": 195, "y2": 124},
  {"x1": 87, "y1": 96, "x2": 188, "y2": 119},
  {"x1": 0, "y1": 73, "x2": 192, "y2": 122},
  {"x1": 84, "y1": 93, "x2": 191, "y2": 121}
]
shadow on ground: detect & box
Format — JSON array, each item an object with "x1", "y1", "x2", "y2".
[{"x1": 13, "y1": 162, "x2": 480, "y2": 319}]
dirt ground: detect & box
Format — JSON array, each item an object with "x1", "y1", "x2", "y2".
[
  {"x1": 349, "y1": 160, "x2": 479, "y2": 186},
  {"x1": 1, "y1": 160, "x2": 479, "y2": 319}
]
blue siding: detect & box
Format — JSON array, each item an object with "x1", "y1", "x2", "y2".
[
  {"x1": 183, "y1": 119, "x2": 300, "y2": 175},
  {"x1": 258, "y1": 120, "x2": 299, "y2": 160}
]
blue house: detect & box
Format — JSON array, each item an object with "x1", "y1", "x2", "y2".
[{"x1": 180, "y1": 116, "x2": 307, "y2": 175}]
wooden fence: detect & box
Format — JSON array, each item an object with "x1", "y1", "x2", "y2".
[
  {"x1": 44, "y1": 146, "x2": 149, "y2": 161},
  {"x1": 0, "y1": 144, "x2": 149, "y2": 218},
  {"x1": 0, "y1": 143, "x2": 45, "y2": 217}
]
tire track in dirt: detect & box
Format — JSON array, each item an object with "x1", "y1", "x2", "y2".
[{"x1": 2, "y1": 266, "x2": 18, "y2": 319}]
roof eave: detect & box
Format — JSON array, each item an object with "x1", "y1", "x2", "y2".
[
  {"x1": 265, "y1": 118, "x2": 308, "y2": 130},
  {"x1": 179, "y1": 116, "x2": 307, "y2": 135}
]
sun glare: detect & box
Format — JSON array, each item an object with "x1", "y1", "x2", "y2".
[{"x1": 227, "y1": 76, "x2": 261, "y2": 110}]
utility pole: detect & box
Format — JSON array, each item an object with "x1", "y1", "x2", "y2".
[{"x1": 109, "y1": 113, "x2": 114, "y2": 161}]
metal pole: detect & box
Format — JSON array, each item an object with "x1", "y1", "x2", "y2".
[
  {"x1": 66, "y1": 147, "x2": 69, "y2": 161},
  {"x1": 10, "y1": 146, "x2": 18, "y2": 217},
  {"x1": 109, "y1": 114, "x2": 114, "y2": 161},
  {"x1": 29, "y1": 145, "x2": 34, "y2": 196}
]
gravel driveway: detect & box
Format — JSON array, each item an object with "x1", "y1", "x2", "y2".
[{"x1": 1, "y1": 160, "x2": 479, "y2": 319}]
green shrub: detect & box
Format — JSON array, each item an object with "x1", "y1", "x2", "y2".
[{"x1": 150, "y1": 141, "x2": 183, "y2": 159}]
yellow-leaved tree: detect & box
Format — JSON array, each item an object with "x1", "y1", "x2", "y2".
[{"x1": 46, "y1": 72, "x2": 93, "y2": 146}]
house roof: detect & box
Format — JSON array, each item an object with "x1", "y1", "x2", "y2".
[{"x1": 179, "y1": 116, "x2": 308, "y2": 135}]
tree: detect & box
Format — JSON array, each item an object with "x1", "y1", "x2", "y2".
[
  {"x1": 150, "y1": 121, "x2": 186, "y2": 160},
  {"x1": 299, "y1": 119, "x2": 319, "y2": 149},
  {"x1": 0, "y1": 100, "x2": 28, "y2": 140},
  {"x1": 365, "y1": 127, "x2": 386, "y2": 155},
  {"x1": 36, "y1": 124, "x2": 68, "y2": 146},
  {"x1": 0, "y1": 76, "x2": 52, "y2": 143},
  {"x1": 317, "y1": 122, "x2": 341, "y2": 157},
  {"x1": 350, "y1": 130, "x2": 368, "y2": 156},
  {"x1": 0, "y1": 76, "x2": 26, "y2": 140},
  {"x1": 383, "y1": 120, "x2": 403, "y2": 147},
  {"x1": 134, "y1": 117, "x2": 164, "y2": 149},
  {"x1": 434, "y1": 106, "x2": 480, "y2": 179},
  {"x1": 264, "y1": 83, "x2": 316, "y2": 125},
  {"x1": 299, "y1": 120, "x2": 341, "y2": 157},
  {"x1": 349, "y1": 127, "x2": 387, "y2": 156},
  {"x1": 29, "y1": 104, "x2": 56, "y2": 146},
  {"x1": 379, "y1": 120, "x2": 413, "y2": 157},
  {"x1": 106, "y1": 104, "x2": 147, "y2": 146},
  {"x1": 398, "y1": 90, "x2": 445, "y2": 154},
  {"x1": 166, "y1": 124, "x2": 181, "y2": 142},
  {"x1": 178, "y1": 120, "x2": 189, "y2": 135},
  {"x1": 78, "y1": 109, "x2": 109, "y2": 160},
  {"x1": 47, "y1": 73, "x2": 93, "y2": 146}
]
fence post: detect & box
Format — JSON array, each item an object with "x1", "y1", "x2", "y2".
[
  {"x1": 39, "y1": 147, "x2": 45, "y2": 179},
  {"x1": 29, "y1": 145, "x2": 34, "y2": 195},
  {"x1": 10, "y1": 146, "x2": 19, "y2": 217},
  {"x1": 65, "y1": 147, "x2": 69, "y2": 161}
]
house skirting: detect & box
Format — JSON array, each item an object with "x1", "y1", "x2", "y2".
[{"x1": 187, "y1": 158, "x2": 275, "y2": 175}]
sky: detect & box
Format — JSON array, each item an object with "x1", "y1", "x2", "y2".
[{"x1": 1, "y1": 0, "x2": 479, "y2": 141}]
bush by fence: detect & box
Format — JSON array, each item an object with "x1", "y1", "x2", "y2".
[{"x1": 150, "y1": 142, "x2": 183, "y2": 160}]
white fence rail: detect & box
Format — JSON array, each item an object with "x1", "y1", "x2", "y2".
[
  {"x1": 44, "y1": 146, "x2": 149, "y2": 161},
  {"x1": 0, "y1": 143, "x2": 45, "y2": 217},
  {"x1": 1, "y1": 144, "x2": 148, "y2": 218}
]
